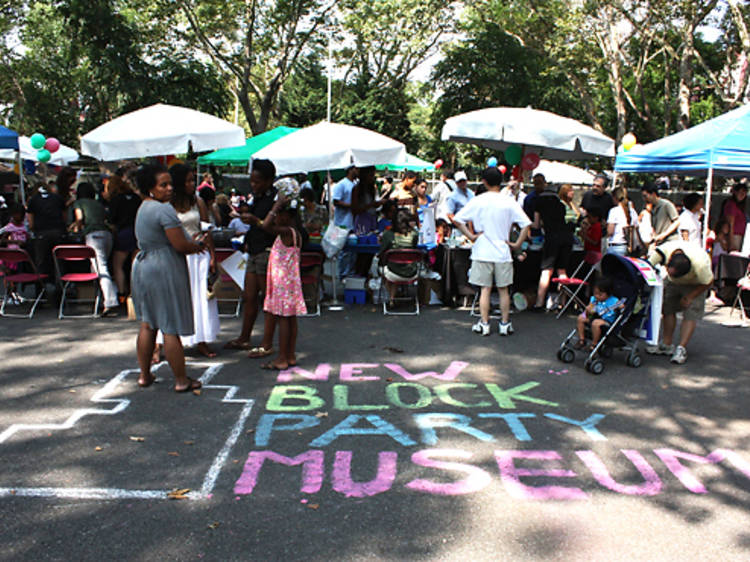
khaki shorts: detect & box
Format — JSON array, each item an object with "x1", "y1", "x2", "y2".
[
  {"x1": 244, "y1": 250, "x2": 270, "y2": 277},
  {"x1": 662, "y1": 279, "x2": 706, "y2": 321},
  {"x1": 469, "y1": 260, "x2": 514, "y2": 288}
]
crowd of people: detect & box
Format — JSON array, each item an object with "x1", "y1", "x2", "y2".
[{"x1": 1, "y1": 159, "x2": 747, "y2": 389}]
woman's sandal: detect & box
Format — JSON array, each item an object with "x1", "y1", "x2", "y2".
[
  {"x1": 175, "y1": 377, "x2": 202, "y2": 393},
  {"x1": 573, "y1": 340, "x2": 586, "y2": 350},
  {"x1": 248, "y1": 346, "x2": 274, "y2": 358},
  {"x1": 260, "y1": 361, "x2": 288, "y2": 371},
  {"x1": 224, "y1": 339, "x2": 253, "y2": 350}
]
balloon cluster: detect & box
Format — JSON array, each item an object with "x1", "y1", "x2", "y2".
[
  {"x1": 30, "y1": 133, "x2": 61, "y2": 163},
  {"x1": 433, "y1": 159, "x2": 444, "y2": 169}
]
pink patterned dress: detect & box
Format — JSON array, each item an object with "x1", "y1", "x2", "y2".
[{"x1": 264, "y1": 228, "x2": 307, "y2": 317}]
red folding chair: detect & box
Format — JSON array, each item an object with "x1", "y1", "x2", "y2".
[
  {"x1": 553, "y1": 252, "x2": 600, "y2": 319},
  {"x1": 381, "y1": 249, "x2": 424, "y2": 316},
  {"x1": 300, "y1": 252, "x2": 324, "y2": 317},
  {"x1": 53, "y1": 245, "x2": 101, "y2": 319},
  {"x1": 215, "y1": 248, "x2": 242, "y2": 318},
  {"x1": 0, "y1": 248, "x2": 48, "y2": 318}
]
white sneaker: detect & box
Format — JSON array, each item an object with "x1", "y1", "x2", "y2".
[
  {"x1": 472, "y1": 320, "x2": 490, "y2": 336},
  {"x1": 646, "y1": 342, "x2": 674, "y2": 355},
  {"x1": 498, "y1": 321, "x2": 514, "y2": 336},
  {"x1": 670, "y1": 345, "x2": 687, "y2": 364}
]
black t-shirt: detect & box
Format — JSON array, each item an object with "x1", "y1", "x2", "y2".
[
  {"x1": 581, "y1": 190, "x2": 615, "y2": 221},
  {"x1": 535, "y1": 192, "x2": 567, "y2": 235},
  {"x1": 243, "y1": 187, "x2": 277, "y2": 255},
  {"x1": 28, "y1": 191, "x2": 65, "y2": 232},
  {"x1": 108, "y1": 192, "x2": 142, "y2": 231}
]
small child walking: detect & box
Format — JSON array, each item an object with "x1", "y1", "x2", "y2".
[
  {"x1": 575, "y1": 277, "x2": 621, "y2": 350},
  {"x1": 259, "y1": 197, "x2": 307, "y2": 370}
]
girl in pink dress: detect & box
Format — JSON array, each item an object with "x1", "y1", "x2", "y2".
[
  {"x1": 0, "y1": 203, "x2": 30, "y2": 303},
  {"x1": 259, "y1": 199, "x2": 307, "y2": 370}
]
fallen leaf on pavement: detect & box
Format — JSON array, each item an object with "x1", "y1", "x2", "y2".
[
  {"x1": 233, "y1": 459, "x2": 239, "y2": 463},
  {"x1": 207, "y1": 522, "x2": 220, "y2": 530},
  {"x1": 129, "y1": 436, "x2": 145, "y2": 442},
  {"x1": 383, "y1": 346, "x2": 404, "y2": 353},
  {"x1": 192, "y1": 389, "x2": 202, "y2": 396},
  {"x1": 95, "y1": 446, "x2": 103, "y2": 452},
  {"x1": 386, "y1": 378, "x2": 394, "y2": 382},
  {"x1": 168, "y1": 451, "x2": 180, "y2": 457},
  {"x1": 245, "y1": 429, "x2": 255, "y2": 434},
  {"x1": 315, "y1": 412, "x2": 328, "y2": 418},
  {"x1": 307, "y1": 503, "x2": 319, "y2": 510},
  {"x1": 69, "y1": 390, "x2": 76, "y2": 393},
  {"x1": 183, "y1": 441, "x2": 194, "y2": 446},
  {"x1": 167, "y1": 488, "x2": 190, "y2": 500}
]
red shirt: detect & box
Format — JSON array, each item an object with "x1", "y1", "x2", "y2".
[{"x1": 584, "y1": 221, "x2": 602, "y2": 252}]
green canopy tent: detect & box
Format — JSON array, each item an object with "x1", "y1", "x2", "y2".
[
  {"x1": 376, "y1": 153, "x2": 435, "y2": 172},
  {"x1": 197, "y1": 126, "x2": 298, "y2": 166}
]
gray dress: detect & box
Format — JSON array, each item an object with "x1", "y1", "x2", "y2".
[{"x1": 131, "y1": 200, "x2": 194, "y2": 335}]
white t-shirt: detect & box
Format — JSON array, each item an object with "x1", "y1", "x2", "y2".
[
  {"x1": 607, "y1": 203, "x2": 638, "y2": 245},
  {"x1": 453, "y1": 191, "x2": 531, "y2": 263},
  {"x1": 332, "y1": 177, "x2": 356, "y2": 229},
  {"x1": 431, "y1": 181, "x2": 453, "y2": 220},
  {"x1": 678, "y1": 209, "x2": 701, "y2": 245},
  {"x1": 229, "y1": 217, "x2": 250, "y2": 234}
]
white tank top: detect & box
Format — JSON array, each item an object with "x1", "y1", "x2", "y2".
[{"x1": 177, "y1": 204, "x2": 201, "y2": 237}]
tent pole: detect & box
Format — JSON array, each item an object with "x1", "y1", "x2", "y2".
[
  {"x1": 17, "y1": 151, "x2": 25, "y2": 206},
  {"x1": 702, "y1": 167, "x2": 714, "y2": 249}
]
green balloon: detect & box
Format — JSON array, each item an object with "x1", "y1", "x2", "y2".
[
  {"x1": 30, "y1": 133, "x2": 46, "y2": 150},
  {"x1": 504, "y1": 145, "x2": 522, "y2": 166},
  {"x1": 37, "y1": 149, "x2": 51, "y2": 163}
]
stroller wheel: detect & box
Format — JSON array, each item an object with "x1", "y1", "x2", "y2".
[
  {"x1": 559, "y1": 348, "x2": 575, "y2": 363},
  {"x1": 627, "y1": 353, "x2": 642, "y2": 368},
  {"x1": 586, "y1": 358, "x2": 605, "y2": 375}
]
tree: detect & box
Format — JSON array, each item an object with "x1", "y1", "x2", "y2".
[{"x1": 173, "y1": 0, "x2": 336, "y2": 135}]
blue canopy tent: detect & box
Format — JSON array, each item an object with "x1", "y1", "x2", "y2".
[
  {"x1": 0, "y1": 126, "x2": 24, "y2": 205},
  {"x1": 614, "y1": 103, "x2": 750, "y2": 243}
]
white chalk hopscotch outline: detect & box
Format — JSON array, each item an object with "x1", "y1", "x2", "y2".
[{"x1": 0, "y1": 362, "x2": 254, "y2": 500}]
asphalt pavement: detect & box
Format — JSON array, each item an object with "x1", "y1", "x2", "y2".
[{"x1": 1, "y1": 300, "x2": 749, "y2": 561}]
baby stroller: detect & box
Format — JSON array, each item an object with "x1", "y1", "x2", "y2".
[{"x1": 557, "y1": 254, "x2": 656, "y2": 375}]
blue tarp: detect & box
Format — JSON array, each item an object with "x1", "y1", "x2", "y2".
[
  {"x1": 0, "y1": 125, "x2": 19, "y2": 150},
  {"x1": 614, "y1": 104, "x2": 750, "y2": 176}
]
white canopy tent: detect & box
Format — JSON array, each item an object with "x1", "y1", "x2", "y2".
[
  {"x1": 441, "y1": 107, "x2": 615, "y2": 160},
  {"x1": 80, "y1": 103, "x2": 246, "y2": 161},
  {"x1": 0, "y1": 136, "x2": 79, "y2": 166},
  {"x1": 534, "y1": 160, "x2": 597, "y2": 185},
  {"x1": 252, "y1": 121, "x2": 407, "y2": 175}
]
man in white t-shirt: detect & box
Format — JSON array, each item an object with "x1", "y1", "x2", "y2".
[
  {"x1": 431, "y1": 169, "x2": 455, "y2": 220},
  {"x1": 332, "y1": 166, "x2": 358, "y2": 279},
  {"x1": 453, "y1": 167, "x2": 531, "y2": 336}
]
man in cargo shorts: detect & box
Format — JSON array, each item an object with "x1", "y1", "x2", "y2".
[
  {"x1": 453, "y1": 167, "x2": 531, "y2": 336},
  {"x1": 647, "y1": 240, "x2": 713, "y2": 364}
]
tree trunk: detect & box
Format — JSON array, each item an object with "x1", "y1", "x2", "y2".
[{"x1": 678, "y1": 34, "x2": 694, "y2": 130}]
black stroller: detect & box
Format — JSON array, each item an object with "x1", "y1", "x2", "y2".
[{"x1": 557, "y1": 254, "x2": 655, "y2": 375}]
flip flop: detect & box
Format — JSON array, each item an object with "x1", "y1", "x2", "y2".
[
  {"x1": 224, "y1": 339, "x2": 253, "y2": 350},
  {"x1": 260, "y1": 362, "x2": 288, "y2": 371},
  {"x1": 248, "y1": 346, "x2": 274, "y2": 358},
  {"x1": 175, "y1": 377, "x2": 202, "y2": 393}
]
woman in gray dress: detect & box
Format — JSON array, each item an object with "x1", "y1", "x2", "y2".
[{"x1": 131, "y1": 164, "x2": 206, "y2": 392}]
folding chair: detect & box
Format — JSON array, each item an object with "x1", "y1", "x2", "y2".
[
  {"x1": 381, "y1": 249, "x2": 424, "y2": 316},
  {"x1": 53, "y1": 245, "x2": 101, "y2": 319},
  {"x1": 0, "y1": 248, "x2": 48, "y2": 318},
  {"x1": 300, "y1": 251, "x2": 324, "y2": 317},
  {"x1": 215, "y1": 248, "x2": 242, "y2": 318},
  {"x1": 730, "y1": 264, "x2": 750, "y2": 326},
  {"x1": 553, "y1": 253, "x2": 599, "y2": 319}
]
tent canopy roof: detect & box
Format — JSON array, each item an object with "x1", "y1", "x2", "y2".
[
  {"x1": 197, "y1": 126, "x2": 298, "y2": 166},
  {"x1": 614, "y1": 104, "x2": 750, "y2": 176},
  {"x1": 0, "y1": 125, "x2": 19, "y2": 150}
]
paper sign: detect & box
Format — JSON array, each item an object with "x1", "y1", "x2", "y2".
[{"x1": 219, "y1": 250, "x2": 247, "y2": 290}]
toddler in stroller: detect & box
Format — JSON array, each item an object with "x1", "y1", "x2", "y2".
[{"x1": 557, "y1": 253, "x2": 651, "y2": 375}]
